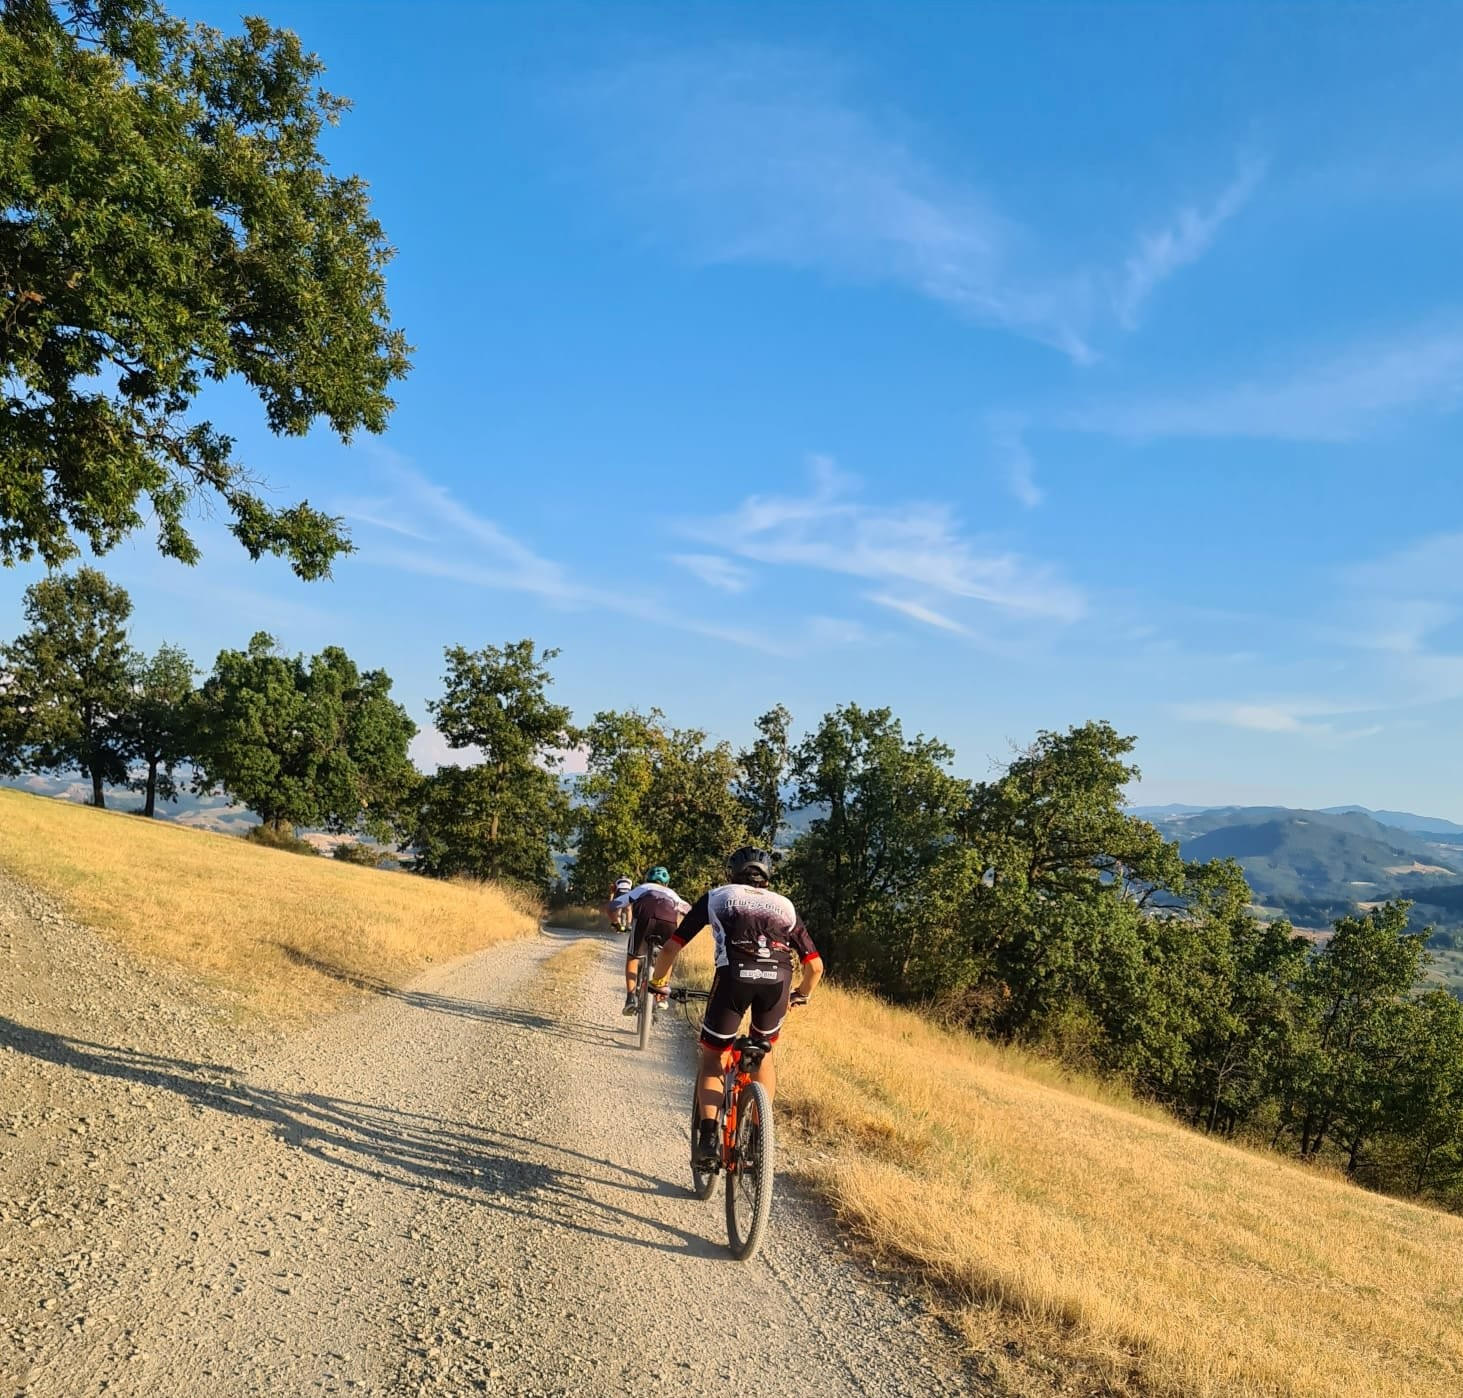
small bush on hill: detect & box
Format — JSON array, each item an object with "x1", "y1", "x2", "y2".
[
  {"x1": 245, "y1": 823, "x2": 318, "y2": 856},
  {"x1": 334, "y1": 841, "x2": 387, "y2": 867}
]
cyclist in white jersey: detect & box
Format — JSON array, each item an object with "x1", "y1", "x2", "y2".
[{"x1": 609, "y1": 866, "x2": 690, "y2": 1016}]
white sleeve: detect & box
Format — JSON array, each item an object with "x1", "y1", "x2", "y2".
[{"x1": 609, "y1": 892, "x2": 632, "y2": 911}]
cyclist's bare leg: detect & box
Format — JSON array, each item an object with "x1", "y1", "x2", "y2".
[
  {"x1": 625, "y1": 955, "x2": 639, "y2": 997},
  {"x1": 751, "y1": 1050, "x2": 776, "y2": 1101},
  {"x1": 697, "y1": 1044, "x2": 725, "y2": 1120}
]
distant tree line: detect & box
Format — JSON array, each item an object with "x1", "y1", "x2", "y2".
[{"x1": 3, "y1": 568, "x2": 1461, "y2": 1208}]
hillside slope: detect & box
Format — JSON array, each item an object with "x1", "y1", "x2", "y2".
[{"x1": 0, "y1": 787, "x2": 537, "y2": 1018}]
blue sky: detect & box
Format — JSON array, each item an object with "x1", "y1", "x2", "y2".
[{"x1": 7, "y1": 1, "x2": 1463, "y2": 812}]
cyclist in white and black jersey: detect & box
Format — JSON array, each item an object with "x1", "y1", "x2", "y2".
[
  {"x1": 609, "y1": 866, "x2": 690, "y2": 1016},
  {"x1": 648, "y1": 847, "x2": 823, "y2": 1169}
]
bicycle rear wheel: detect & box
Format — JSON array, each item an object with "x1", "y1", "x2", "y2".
[
  {"x1": 724, "y1": 1080, "x2": 774, "y2": 1260},
  {"x1": 635, "y1": 955, "x2": 652, "y2": 1051}
]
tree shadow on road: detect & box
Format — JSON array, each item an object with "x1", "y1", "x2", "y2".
[
  {"x1": 271, "y1": 944, "x2": 632, "y2": 1053},
  {"x1": 0, "y1": 1013, "x2": 726, "y2": 1262}
]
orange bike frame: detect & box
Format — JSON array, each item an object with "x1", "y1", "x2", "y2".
[{"x1": 720, "y1": 1050, "x2": 755, "y2": 1172}]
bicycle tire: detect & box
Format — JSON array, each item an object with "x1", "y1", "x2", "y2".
[
  {"x1": 635, "y1": 955, "x2": 652, "y2": 1051},
  {"x1": 724, "y1": 1080, "x2": 774, "y2": 1260},
  {"x1": 689, "y1": 1094, "x2": 717, "y2": 1200}
]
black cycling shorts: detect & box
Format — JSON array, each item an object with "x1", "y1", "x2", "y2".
[
  {"x1": 627, "y1": 916, "x2": 677, "y2": 961},
  {"x1": 699, "y1": 961, "x2": 792, "y2": 1050}
]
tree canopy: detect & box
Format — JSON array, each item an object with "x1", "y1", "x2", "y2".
[
  {"x1": 409, "y1": 641, "x2": 576, "y2": 889},
  {"x1": 0, "y1": 565, "x2": 135, "y2": 805},
  {"x1": 120, "y1": 640, "x2": 194, "y2": 816},
  {"x1": 573, "y1": 707, "x2": 748, "y2": 900},
  {"x1": 192, "y1": 632, "x2": 416, "y2": 837},
  {"x1": 0, "y1": 0, "x2": 410, "y2": 577}
]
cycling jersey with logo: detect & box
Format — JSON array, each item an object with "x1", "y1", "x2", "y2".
[
  {"x1": 672, "y1": 884, "x2": 820, "y2": 971},
  {"x1": 610, "y1": 883, "x2": 690, "y2": 924}
]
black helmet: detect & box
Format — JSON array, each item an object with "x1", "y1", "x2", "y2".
[{"x1": 727, "y1": 847, "x2": 774, "y2": 885}]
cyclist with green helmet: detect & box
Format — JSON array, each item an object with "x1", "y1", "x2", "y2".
[{"x1": 609, "y1": 866, "x2": 690, "y2": 1016}]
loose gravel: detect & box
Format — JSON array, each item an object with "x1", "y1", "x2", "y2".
[{"x1": 0, "y1": 877, "x2": 978, "y2": 1396}]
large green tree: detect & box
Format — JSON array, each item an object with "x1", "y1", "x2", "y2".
[
  {"x1": 410, "y1": 641, "x2": 575, "y2": 889},
  {"x1": 0, "y1": 565, "x2": 136, "y2": 805},
  {"x1": 120, "y1": 641, "x2": 194, "y2": 816},
  {"x1": 572, "y1": 708, "x2": 748, "y2": 900},
  {"x1": 0, "y1": 0, "x2": 410, "y2": 578},
  {"x1": 736, "y1": 703, "x2": 793, "y2": 847},
  {"x1": 1277, "y1": 901, "x2": 1431, "y2": 1175},
  {"x1": 193, "y1": 632, "x2": 416, "y2": 837},
  {"x1": 961, "y1": 721, "x2": 1186, "y2": 1035},
  {"x1": 781, "y1": 703, "x2": 971, "y2": 988},
  {"x1": 1392, "y1": 989, "x2": 1463, "y2": 1199}
]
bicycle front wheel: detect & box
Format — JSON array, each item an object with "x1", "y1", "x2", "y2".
[{"x1": 724, "y1": 1080, "x2": 774, "y2": 1260}]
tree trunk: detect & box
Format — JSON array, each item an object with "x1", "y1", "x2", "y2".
[
  {"x1": 1414, "y1": 1144, "x2": 1435, "y2": 1195},
  {"x1": 91, "y1": 767, "x2": 106, "y2": 809},
  {"x1": 1345, "y1": 1129, "x2": 1365, "y2": 1177},
  {"x1": 144, "y1": 757, "x2": 159, "y2": 818}
]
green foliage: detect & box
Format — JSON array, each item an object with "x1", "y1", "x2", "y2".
[
  {"x1": 572, "y1": 707, "x2": 749, "y2": 900},
  {"x1": 736, "y1": 704, "x2": 792, "y2": 847},
  {"x1": 959, "y1": 722, "x2": 1186, "y2": 1034},
  {"x1": 244, "y1": 821, "x2": 317, "y2": 856},
  {"x1": 1277, "y1": 902, "x2": 1432, "y2": 1175},
  {"x1": 193, "y1": 632, "x2": 417, "y2": 837},
  {"x1": 0, "y1": 0, "x2": 410, "y2": 577},
  {"x1": 0, "y1": 566, "x2": 136, "y2": 806},
  {"x1": 119, "y1": 641, "x2": 194, "y2": 816},
  {"x1": 333, "y1": 840, "x2": 387, "y2": 867},
  {"x1": 781, "y1": 704, "x2": 972, "y2": 989},
  {"x1": 408, "y1": 641, "x2": 575, "y2": 890}
]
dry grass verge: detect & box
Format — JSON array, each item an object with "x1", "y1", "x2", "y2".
[
  {"x1": 545, "y1": 904, "x2": 610, "y2": 932},
  {"x1": 772, "y1": 983, "x2": 1463, "y2": 1398},
  {"x1": 0, "y1": 788, "x2": 539, "y2": 1021}
]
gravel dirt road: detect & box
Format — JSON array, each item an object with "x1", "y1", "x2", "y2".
[{"x1": 1, "y1": 880, "x2": 977, "y2": 1397}]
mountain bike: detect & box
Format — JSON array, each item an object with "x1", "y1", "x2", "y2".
[
  {"x1": 631, "y1": 930, "x2": 668, "y2": 1052},
  {"x1": 666, "y1": 988, "x2": 775, "y2": 1261}
]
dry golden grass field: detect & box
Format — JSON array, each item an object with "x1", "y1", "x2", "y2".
[
  {"x1": 0, "y1": 787, "x2": 539, "y2": 1019},
  {"x1": 772, "y1": 985, "x2": 1463, "y2": 1398}
]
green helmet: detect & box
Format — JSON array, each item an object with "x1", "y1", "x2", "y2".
[{"x1": 645, "y1": 865, "x2": 670, "y2": 885}]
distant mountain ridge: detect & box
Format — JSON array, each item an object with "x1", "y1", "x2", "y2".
[
  {"x1": 1132, "y1": 802, "x2": 1463, "y2": 840},
  {"x1": 1132, "y1": 804, "x2": 1463, "y2": 953},
  {"x1": 1320, "y1": 806, "x2": 1463, "y2": 838}
]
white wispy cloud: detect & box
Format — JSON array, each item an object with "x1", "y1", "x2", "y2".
[
  {"x1": 1113, "y1": 159, "x2": 1264, "y2": 329},
  {"x1": 574, "y1": 47, "x2": 1256, "y2": 362},
  {"x1": 1072, "y1": 322, "x2": 1463, "y2": 442},
  {"x1": 352, "y1": 456, "x2": 870, "y2": 658},
  {"x1": 1173, "y1": 699, "x2": 1358, "y2": 734},
  {"x1": 986, "y1": 413, "x2": 1043, "y2": 508},
  {"x1": 670, "y1": 553, "x2": 753, "y2": 593},
  {"x1": 867, "y1": 593, "x2": 970, "y2": 635},
  {"x1": 1177, "y1": 529, "x2": 1463, "y2": 741},
  {"x1": 697, "y1": 455, "x2": 1085, "y2": 625},
  {"x1": 1346, "y1": 533, "x2": 1463, "y2": 599}
]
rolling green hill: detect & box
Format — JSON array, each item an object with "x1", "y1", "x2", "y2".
[
  {"x1": 1143, "y1": 806, "x2": 1463, "y2": 991},
  {"x1": 1153, "y1": 807, "x2": 1460, "y2": 911}
]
